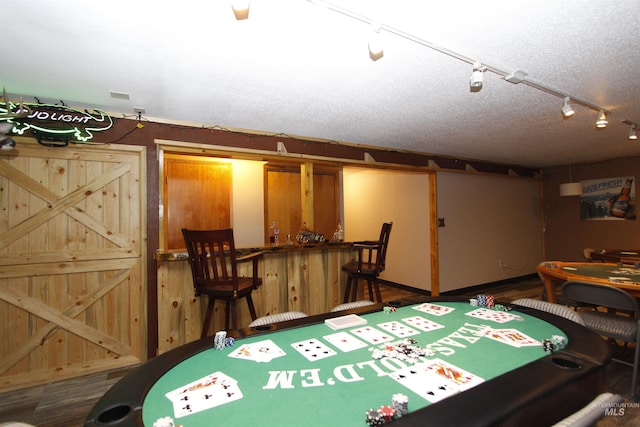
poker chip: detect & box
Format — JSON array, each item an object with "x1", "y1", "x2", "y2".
[
  {"x1": 392, "y1": 393, "x2": 409, "y2": 417},
  {"x1": 153, "y1": 416, "x2": 175, "y2": 427},
  {"x1": 365, "y1": 408, "x2": 383, "y2": 426},
  {"x1": 214, "y1": 330, "x2": 227, "y2": 350},
  {"x1": 469, "y1": 298, "x2": 478, "y2": 306},
  {"x1": 379, "y1": 405, "x2": 395, "y2": 422},
  {"x1": 225, "y1": 337, "x2": 235, "y2": 347}
]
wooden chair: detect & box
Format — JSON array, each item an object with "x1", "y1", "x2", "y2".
[
  {"x1": 342, "y1": 222, "x2": 393, "y2": 303},
  {"x1": 562, "y1": 281, "x2": 640, "y2": 395},
  {"x1": 182, "y1": 228, "x2": 263, "y2": 337}
]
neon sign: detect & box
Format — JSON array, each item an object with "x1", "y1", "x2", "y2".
[{"x1": 0, "y1": 101, "x2": 113, "y2": 143}]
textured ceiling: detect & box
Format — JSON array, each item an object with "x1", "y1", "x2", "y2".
[{"x1": 2, "y1": 0, "x2": 639, "y2": 168}]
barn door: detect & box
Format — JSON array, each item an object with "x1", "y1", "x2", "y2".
[{"x1": 0, "y1": 138, "x2": 146, "y2": 392}]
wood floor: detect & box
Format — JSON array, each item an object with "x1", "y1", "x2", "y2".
[{"x1": 1, "y1": 276, "x2": 638, "y2": 426}]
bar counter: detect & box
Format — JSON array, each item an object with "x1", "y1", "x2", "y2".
[{"x1": 155, "y1": 242, "x2": 356, "y2": 354}]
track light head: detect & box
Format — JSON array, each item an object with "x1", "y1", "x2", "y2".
[
  {"x1": 368, "y1": 22, "x2": 384, "y2": 61},
  {"x1": 470, "y1": 62, "x2": 484, "y2": 92},
  {"x1": 561, "y1": 97, "x2": 575, "y2": 118},
  {"x1": 232, "y1": 0, "x2": 250, "y2": 20},
  {"x1": 596, "y1": 110, "x2": 608, "y2": 128},
  {"x1": 630, "y1": 124, "x2": 638, "y2": 140}
]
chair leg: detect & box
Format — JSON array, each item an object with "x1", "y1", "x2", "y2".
[
  {"x1": 351, "y1": 277, "x2": 360, "y2": 302},
  {"x1": 343, "y1": 275, "x2": 353, "y2": 303},
  {"x1": 373, "y1": 279, "x2": 382, "y2": 303},
  {"x1": 201, "y1": 297, "x2": 215, "y2": 339},
  {"x1": 230, "y1": 300, "x2": 238, "y2": 330},
  {"x1": 366, "y1": 279, "x2": 374, "y2": 301},
  {"x1": 246, "y1": 294, "x2": 258, "y2": 321},
  {"x1": 224, "y1": 300, "x2": 231, "y2": 331}
]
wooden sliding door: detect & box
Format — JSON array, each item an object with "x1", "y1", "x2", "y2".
[{"x1": 0, "y1": 139, "x2": 146, "y2": 392}]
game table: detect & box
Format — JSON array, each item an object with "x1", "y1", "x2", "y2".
[
  {"x1": 537, "y1": 261, "x2": 640, "y2": 303},
  {"x1": 590, "y1": 249, "x2": 640, "y2": 264},
  {"x1": 84, "y1": 296, "x2": 610, "y2": 427}
]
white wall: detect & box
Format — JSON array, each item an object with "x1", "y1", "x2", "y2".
[
  {"x1": 437, "y1": 172, "x2": 542, "y2": 292},
  {"x1": 343, "y1": 167, "x2": 431, "y2": 290},
  {"x1": 230, "y1": 159, "x2": 265, "y2": 247}
]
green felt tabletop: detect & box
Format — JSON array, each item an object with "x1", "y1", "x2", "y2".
[
  {"x1": 564, "y1": 264, "x2": 640, "y2": 281},
  {"x1": 142, "y1": 302, "x2": 565, "y2": 426}
]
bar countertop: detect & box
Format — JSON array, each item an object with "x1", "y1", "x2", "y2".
[{"x1": 155, "y1": 241, "x2": 355, "y2": 262}]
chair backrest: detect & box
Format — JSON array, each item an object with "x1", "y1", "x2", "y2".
[
  {"x1": 375, "y1": 222, "x2": 393, "y2": 273},
  {"x1": 182, "y1": 228, "x2": 239, "y2": 295},
  {"x1": 562, "y1": 281, "x2": 639, "y2": 315},
  {"x1": 511, "y1": 298, "x2": 585, "y2": 326}
]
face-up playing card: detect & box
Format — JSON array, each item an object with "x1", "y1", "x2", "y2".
[
  {"x1": 323, "y1": 331, "x2": 368, "y2": 352},
  {"x1": 465, "y1": 308, "x2": 521, "y2": 323},
  {"x1": 227, "y1": 339, "x2": 286, "y2": 363},
  {"x1": 165, "y1": 371, "x2": 243, "y2": 418},
  {"x1": 350, "y1": 326, "x2": 394, "y2": 345},
  {"x1": 377, "y1": 321, "x2": 420, "y2": 338},
  {"x1": 484, "y1": 328, "x2": 540, "y2": 347},
  {"x1": 412, "y1": 303, "x2": 455, "y2": 316},
  {"x1": 421, "y1": 358, "x2": 484, "y2": 392},
  {"x1": 291, "y1": 339, "x2": 338, "y2": 361},
  {"x1": 388, "y1": 364, "x2": 458, "y2": 403},
  {"x1": 401, "y1": 316, "x2": 445, "y2": 332}
]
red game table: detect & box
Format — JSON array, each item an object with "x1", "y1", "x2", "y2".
[{"x1": 85, "y1": 296, "x2": 610, "y2": 427}]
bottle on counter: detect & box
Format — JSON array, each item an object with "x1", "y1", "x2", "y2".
[
  {"x1": 269, "y1": 220, "x2": 280, "y2": 245},
  {"x1": 611, "y1": 178, "x2": 633, "y2": 218}
]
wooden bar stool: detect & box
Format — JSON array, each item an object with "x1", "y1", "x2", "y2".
[
  {"x1": 342, "y1": 222, "x2": 392, "y2": 303},
  {"x1": 182, "y1": 228, "x2": 263, "y2": 337}
]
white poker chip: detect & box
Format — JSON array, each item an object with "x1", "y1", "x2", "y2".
[{"x1": 153, "y1": 416, "x2": 175, "y2": 427}]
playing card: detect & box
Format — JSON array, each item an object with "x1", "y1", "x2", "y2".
[
  {"x1": 388, "y1": 364, "x2": 458, "y2": 403},
  {"x1": 401, "y1": 316, "x2": 445, "y2": 332},
  {"x1": 291, "y1": 339, "x2": 338, "y2": 361},
  {"x1": 377, "y1": 321, "x2": 420, "y2": 338},
  {"x1": 227, "y1": 339, "x2": 286, "y2": 362},
  {"x1": 323, "y1": 331, "x2": 368, "y2": 352},
  {"x1": 165, "y1": 371, "x2": 243, "y2": 418},
  {"x1": 422, "y1": 358, "x2": 484, "y2": 391},
  {"x1": 350, "y1": 326, "x2": 394, "y2": 344},
  {"x1": 412, "y1": 303, "x2": 455, "y2": 316},
  {"x1": 465, "y1": 308, "x2": 521, "y2": 323},
  {"x1": 485, "y1": 328, "x2": 540, "y2": 347}
]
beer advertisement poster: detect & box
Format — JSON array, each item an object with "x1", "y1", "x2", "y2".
[{"x1": 580, "y1": 176, "x2": 635, "y2": 220}]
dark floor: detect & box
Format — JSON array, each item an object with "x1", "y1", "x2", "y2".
[{"x1": 0, "y1": 277, "x2": 638, "y2": 426}]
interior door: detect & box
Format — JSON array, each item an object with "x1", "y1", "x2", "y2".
[{"x1": 0, "y1": 138, "x2": 146, "y2": 392}]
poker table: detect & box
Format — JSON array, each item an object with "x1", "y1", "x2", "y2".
[
  {"x1": 590, "y1": 249, "x2": 640, "y2": 264},
  {"x1": 84, "y1": 296, "x2": 610, "y2": 427},
  {"x1": 537, "y1": 261, "x2": 640, "y2": 303}
]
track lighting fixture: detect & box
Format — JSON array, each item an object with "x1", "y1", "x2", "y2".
[
  {"x1": 561, "y1": 97, "x2": 575, "y2": 118},
  {"x1": 368, "y1": 23, "x2": 383, "y2": 61},
  {"x1": 232, "y1": 0, "x2": 250, "y2": 20},
  {"x1": 630, "y1": 124, "x2": 638, "y2": 140},
  {"x1": 596, "y1": 111, "x2": 608, "y2": 128},
  {"x1": 470, "y1": 62, "x2": 484, "y2": 92}
]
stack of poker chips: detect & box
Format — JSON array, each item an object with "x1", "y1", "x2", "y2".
[
  {"x1": 214, "y1": 330, "x2": 227, "y2": 350},
  {"x1": 475, "y1": 294, "x2": 495, "y2": 308},
  {"x1": 365, "y1": 408, "x2": 383, "y2": 426},
  {"x1": 542, "y1": 335, "x2": 567, "y2": 353},
  {"x1": 378, "y1": 405, "x2": 396, "y2": 422},
  {"x1": 392, "y1": 393, "x2": 409, "y2": 417}
]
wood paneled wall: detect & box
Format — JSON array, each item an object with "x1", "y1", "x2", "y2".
[{"x1": 156, "y1": 245, "x2": 354, "y2": 354}]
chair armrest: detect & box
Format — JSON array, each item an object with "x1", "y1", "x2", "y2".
[{"x1": 353, "y1": 240, "x2": 378, "y2": 247}]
